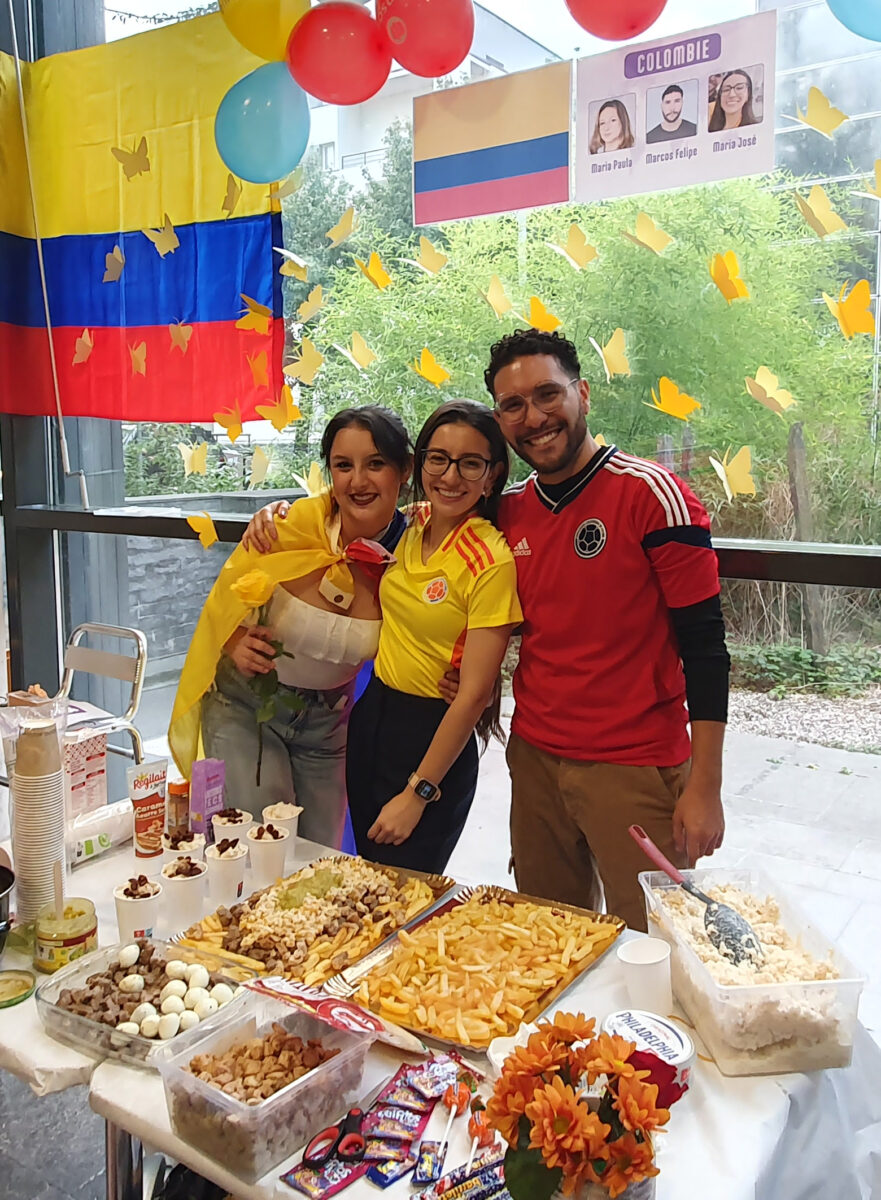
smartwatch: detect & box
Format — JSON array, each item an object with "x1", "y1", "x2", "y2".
[{"x1": 408, "y1": 773, "x2": 441, "y2": 804}]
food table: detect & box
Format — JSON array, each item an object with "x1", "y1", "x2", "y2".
[{"x1": 2, "y1": 842, "x2": 881, "y2": 1200}]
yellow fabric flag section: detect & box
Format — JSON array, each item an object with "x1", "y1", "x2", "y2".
[{"x1": 0, "y1": 52, "x2": 30, "y2": 235}]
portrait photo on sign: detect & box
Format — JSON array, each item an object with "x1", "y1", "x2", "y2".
[
  {"x1": 707, "y1": 65, "x2": 765, "y2": 132},
  {"x1": 645, "y1": 79, "x2": 699, "y2": 144},
  {"x1": 588, "y1": 95, "x2": 637, "y2": 155}
]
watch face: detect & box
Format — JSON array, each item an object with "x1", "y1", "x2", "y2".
[{"x1": 415, "y1": 780, "x2": 436, "y2": 801}]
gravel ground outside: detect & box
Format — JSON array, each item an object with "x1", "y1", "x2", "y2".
[{"x1": 728, "y1": 685, "x2": 881, "y2": 754}]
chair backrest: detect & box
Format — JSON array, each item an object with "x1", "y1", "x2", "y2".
[{"x1": 58, "y1": 623, "x2": 148, "y2": 723}]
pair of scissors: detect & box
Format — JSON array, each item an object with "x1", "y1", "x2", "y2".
[{"x1": 302, "y1": 1075, "x2": 391, "y2": 1170}]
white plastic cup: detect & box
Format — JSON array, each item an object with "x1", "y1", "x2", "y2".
[
  {"x1": 114, "y1": 882, "x2": 162, "y2": 942},
  {"x1": 247, "y1": 826, "x2": 290, "y2": 890},
  {"x1": 161, "y1": 859, "x2": 208, "y2": 931},
  {"x1": 211, "y1": 810, "x2": 253, "y2": 845},
  {"x1": 204, "y1": 844, "x2": 248, "y2": 908},
  {"x1": 161, "y1": 833, "x2": 205, "y2": 870},
  {"x1": 616, "y1": 937, "x2": 673, "y2": 1016},
  {"x1": 261, "y1": 804, "x2": 302, "y2": 867}
]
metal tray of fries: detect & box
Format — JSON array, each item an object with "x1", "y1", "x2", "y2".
[
  {"x1": 324, "y1": 885, "x2": 624, "y2": 1051},
  {"x1": 171, "y1": 855, "x2": 456, "y2": 988}
]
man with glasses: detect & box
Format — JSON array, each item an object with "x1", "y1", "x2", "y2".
[{"x1": 487, "y1": 328, "x2": 728, "y2": 930}]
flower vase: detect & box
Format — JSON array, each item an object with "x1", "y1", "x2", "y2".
[{"x1": 555, "y1": 1180, "x2": 657, "y2": 1200}]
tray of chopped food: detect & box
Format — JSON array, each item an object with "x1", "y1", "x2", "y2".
[
  {"x1": 175, "y1": 856, "x2": 456, "y2": 987},
  {"x1": 640, "y1": 867, "x2": 865, "y2": 1076},
  {"x1": 326, "y1": 885, "x2": 623, "y2": 1049},
  {"x1": 35, "y1": 938, "x2": 258, "y2": 1069}
]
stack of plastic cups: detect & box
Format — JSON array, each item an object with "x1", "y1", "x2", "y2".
[{"x1": 10, "y1": 719, "x2": 68, "y2": 922}]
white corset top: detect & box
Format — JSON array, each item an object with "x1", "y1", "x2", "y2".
[{"x1": 266, "y1": 588, "x2": 380, "y2": 690}]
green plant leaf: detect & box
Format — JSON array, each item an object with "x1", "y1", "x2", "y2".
[
  {"x1": 503, "y1": 1147, "x2": 561, "y2": 1200},
  {"x1": 255, "y1": 701, "x2": 275, "y2": 724}
]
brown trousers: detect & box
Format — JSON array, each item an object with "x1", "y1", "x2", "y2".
[{"x1": 507, "y1": 731, "x2": 690, "y2": 932}]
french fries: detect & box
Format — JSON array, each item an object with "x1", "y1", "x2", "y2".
[{"x1": 356, "y1": 892, "x2": 619, "y2": 1047}]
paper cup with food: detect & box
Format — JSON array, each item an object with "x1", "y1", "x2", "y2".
[
  {"x1": 161, "y1": 830, "x2": 205, "y2": 869},
  {"x1": 161, "y1": 857, "x2": 208, "y2": 931},
  {"x1": 211, "y1": 807, "x2": 253, "y2": 845},
  {"x1": 246, "y1": 824, "x2": 289, "y2": 890},
  {"x1": 204, "y1": 839, "x2": 248, "y2": 907},
  {"x1": 114, "y1": 876, "x2": 162, "y2": 941},
  {"x1": 261, "y1": 802, "x2": 302, "y2": 865}
]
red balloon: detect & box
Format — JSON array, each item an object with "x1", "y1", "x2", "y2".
[
  {"x1": 286, "y1": 3, "x2": 392, "y2": 106},
  {"x1": 376, "y1": 0, "x2": 474, "y2": 78},
  {"x1": 564, "y1": 0, "x2": 667, "y2": 40}
]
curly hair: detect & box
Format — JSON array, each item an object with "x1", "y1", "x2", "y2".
[{"x1": 484, "y1": 329, "x2": 581, "y2": 397}]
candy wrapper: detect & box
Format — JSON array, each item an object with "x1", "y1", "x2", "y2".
[
  {"x1": 365, "y1": 1154, "x2": 417, "y2": 1187},
  {"x1": 417, "y1": 1165, "x2": 506, "y2": 1200},
  {"x1": 412, "y1": 1148, "x2": 506, "y2": 1200},
  {"x1": 283, "y1": 1158, "x2": 365, "y2": 1198},
  {"x1": 364, "y1": 1140, "x2": 411, "y2": 1163},
  {"x1": 381, "y1": 1077, "x2": 433, "y2": 1113},
  {"x1": 414, "y1": 1140, "x2": 447, "y2": 1185},
  {"x1": 362, "y1": 1107, "x2": 423, "y2": 1141},
  {"x1": 409, "y1": 1055, "x2": 459, "y2": 1099}
]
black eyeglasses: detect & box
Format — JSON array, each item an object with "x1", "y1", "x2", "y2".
[
  {"x1": 421, "y1": 449, "x2": 492, "y2": 482},
  {"x1": 494, "y1": 379, "x2": 579, "y2": 425}
]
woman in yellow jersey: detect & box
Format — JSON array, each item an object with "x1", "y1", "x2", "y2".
[{"x1": 346, "y1": 400, "x2": 522, "y2": 874}]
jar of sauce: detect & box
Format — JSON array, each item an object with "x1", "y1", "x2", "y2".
[
  {"x1": 34, "y1": 898, "x2": 98, "y2": 973},
  {"x1": 166, "y1": 779, "x2": 190, "y2": 838}
]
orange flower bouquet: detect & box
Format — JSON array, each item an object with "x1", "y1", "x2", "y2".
[{"x1": 486, "y1": 1012, "x2": 683, "y2": 1200}]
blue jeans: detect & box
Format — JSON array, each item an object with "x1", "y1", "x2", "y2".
[{"x1": 201, "y1": 658, "x2": 355, "y2": 849}]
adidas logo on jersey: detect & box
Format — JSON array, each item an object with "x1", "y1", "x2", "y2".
[{"x1": 512, "y1": 537, "x2": 532, "y2": 557}]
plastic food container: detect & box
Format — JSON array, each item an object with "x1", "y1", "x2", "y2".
[
  {"x1": 34, "y1": 898, "x2": 98, "y2": 974},
  {"x1": 158, "y1": 998, "x2": 374, "y2": 1182},
  {"x1": 640, "y1": 868, "x2": 865, "y2": 1076}
]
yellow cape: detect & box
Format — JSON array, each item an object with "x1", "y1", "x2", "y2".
[{"x1": 168, "y1": 492, "x2": 362, "y2": 779}]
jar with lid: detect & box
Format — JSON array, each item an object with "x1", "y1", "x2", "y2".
[
  {"x1": 34, "y1": 898, "x2": 98, "y2": 973},
  {"x1": 166, "y1": 779, "x2": 190, "y2": 838}
]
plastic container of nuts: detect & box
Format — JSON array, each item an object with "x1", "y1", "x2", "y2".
[{"x1": 158, "y1": 998, "x2": 374, "y2": 1182}]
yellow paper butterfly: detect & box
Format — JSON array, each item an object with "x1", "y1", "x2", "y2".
[
  {"x1": 214, "y1": 400, "x2": 243, "y2": 444},
  {"x1": 236, "y1": 294, "x2": 272, "y2": 335},
  {"x1": 256, "y1": 385, "x2": 301, "y2": 433},
  {"x1": 72, "y1": 328, "x2": 93, "y2": 365},
  {"x1": 595, "y1": 433, "x2": 608, "y2": 447},
  {"x1": 822, "y1": 279, "x2": 875, "y2": 340},
  {"x1": 709, "y1": 251, "x2": 750, "y2": 303},
  {"x1": 250, "y1": 446, "x2": 270, "y2": 488},
  {"x1": 222, "y1": 173, "x2": 242, "y2": 219},
  {"x1": 480, "y1": 275, "x2": 513, "y2": 320},
  {"x1": 247, "y1": 350, "x2": 269, "y2": 387},
  {"x1": 274, "y1": 246, "x2": 308, "y2": 281},
  {"x1": 794, "y1": 186, "x2": 847, "y2": 238},
  {"x1": 709, "y1": 446, "x2": 756, "y2": 503},
  {"x1": 297, "y1": 285, "x2": 324, "y2": 322},
  {"x1": 622, "y1": 213, "x2": 674, "y2": 255},
  {"x1": 524, "y1": 296, "x2": 562, "y2": 333},
  {"x1": 177, "y1": 441, "x2": 208, "y2": 477},
  {"x1": 142, "y1": 213, "x2": 179, "y2": 258},
  {"x1": 269, "y1": 167, "x2": 305, "y2": 210},
  {"x1": 745, "y1": 367, "x2": 796, "y2": 416},
  {"x1": 355, "y1": 252, "x2": 392, "y2": 290},
  {"x1": 169, "y1": 321, "x2": 193, "y2": 354},
  {"x1": 791, "y1": 87, "x2": 849, "y2": 138},
  {"x1": 103, "y1": 244, "x2": 125, "y2": 283},
  {"x1": 129, "y1": 342, "x2": 147, "y2": 377},
  {"x1": 110, "y1": 136, "x2": 149, "y2": 180},
  {"x1": 283, "y1": 337, "x2": 324, "y2": 386},
  {"x1": 402, "y1": 236, "x2": 448, "y2": 275},
  {"x1": 588, "y1": 329, "x2": 630, "y2": 382},
  {"x1": 411, "y1": 348, "x2": 450, "y2": 388},
  {"x1": 853, "y1": 160, "x2": 881, "y2": 201},
  {"x1": 187, "y1": 512, "x2": 219, "y2": 549},
  {"x1": 334, "y1": 331, "x2": 377, "y2": 372},
  {"x1": 326, "y1": 206, "x2": 359, "y2": 248},
  {"x1": 645, "y1": 377, "x2": 701, "y2": 421},
  {"x1": 294, "y1": 462, "x2": 325, "y2": 497},
  {"x1": 547, "y1": 224, "x2": 598, "y2": 271}
]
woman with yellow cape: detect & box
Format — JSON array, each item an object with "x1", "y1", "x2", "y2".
[{"x1": 168, "y1": 406, "x2": 411, "y2": 849}]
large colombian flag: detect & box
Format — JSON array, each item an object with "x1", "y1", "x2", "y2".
[
  {"x1": 0, "y1": 14, "x2": 283, "y2": 422},
  {"x1": 412, "y1": 61, "x2": 571, "y2": 226}
]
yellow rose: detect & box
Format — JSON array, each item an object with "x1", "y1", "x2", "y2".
[{"x1": 231, "y1": 568, "x2": 275, "y2": 609}]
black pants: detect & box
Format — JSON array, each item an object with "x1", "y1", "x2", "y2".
[{"x1": 346, "y1": 675, "x2": 478, "y2": 875}]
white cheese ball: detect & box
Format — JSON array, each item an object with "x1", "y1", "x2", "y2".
[
  {"x1": 184, "y1": 964, "x2": 210, "y2": 990},
  {"x1": 129, "y1": 1002, "x2": 157, "y2": 1026},
  {"x1": 139, "y1": 1014, "x2": 161, "y2": 1038},
  {"x1": 115, "y1": 1021, "x2": 140, "y2": 1035},
  {"x1": 178, "y1": 1010, "x2": 200, "y2": 1032},
  {"x1": 159, "y1": 979, "x2": 187, "y2": 1002},
  {"x1": 158, "y1": 1013, "x2": 181, "y2": 1040},
  {"x1": 160, "y1": 995, "x2": 185, "y2": 1015},
  {"x1": 164, "y1": 959, "x2": 189, "y2": 980},
  {"x1": 117, "y1": 945, "x2": 141, "y2": 969},
  {"x1": 183, "y1": 986, "x2": 210, "y2": 1010},
  {"x1": 193, "y1": 996, "x2": 219, "y2": 1021},
  {"x1": 119, "y1": 974, "x2": 145, "y2": 993},
  {"x1": 209, "y1": 983, "x2": 234, "y2": 1007}
]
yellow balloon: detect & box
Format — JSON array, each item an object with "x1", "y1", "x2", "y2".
[{"x1": 219, "y1": 0, "x2": 311, "y2": 62}]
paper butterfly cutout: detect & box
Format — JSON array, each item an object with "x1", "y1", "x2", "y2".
[
  {"x1": 622, "y1": 213, "x2": 674, "y2": 255},
  {"x1": 214, "y1": 400, "x2": 243, "y2": 443},
  {"x1": 256, "y1": 385, "x2": 301, "y2": 432},
  {"x1": 822, "y1": 279, "x2": 875, "y2": 339},
  {"x1": 248, "y1": 350, "x2": 269, "y2": 387},
  {"x1": 274, "y1": 246, "x2": 308, "y2": 281},
  {"x1": 355, "y1": 251, "x2": 392, "y2": 290},
  {"x1": 111, "y1": 137, "x2": 149, "y2": 180},
  {"x1": 789, "y1": 87, "x2": 849, "y2": 139},
  {"x1": 411, "y1": 348, "x2": 450, "y2": 388},
  {"x1": 402, "y1": 236, "x2": 448, "y2": 275},
  {"x1": 326, "y1": 206, "x2": 359, "y2": 247},
  {"x1": 187, "y1": 512, "x2": 219, "y2": 549},
  {"x1": 129, "y1": 342, "x2": 147, "y2": 376},
  {"x1": 297, "y1": 285, "x2": 324, "y2": 322},
  {"x1": 547, "y1": 224, "x2": 598, "y2": 271},
  {"x1": 595, "y1": 433, "x2": 608, "y2": 447},
  {"x1": 250, "y1": 446, "x2": 270, "y2": 488},
  {"x1": 103, "y1": 244, "x2": 125, "y2": 283},
  {"x1": 524, "y1": 296, "x2": 561, "y2": 333},
  {"x1": 283, "y1": 337, "x2": 324, "y2": 386},
  {"x1": 334, "y1": 331, "x2": 377, "y2": 372},
  {"x1": 645, "y1": 376, "x2": 701, "y2": 421},
  {"x1": 142, "y1": 213, "x2": 179, "y2": 258},
  {"x1": 852, "y1": 160, "x2": 881, "y2": 202},
  {"x1": 794, "y1": 186, "x2": 847, "y2": 238},
  {"x1": 481, "y1": 276, "x2": 512, "y2": 319},
  {"x1": 177, "y1": 441, "x2": 208, "y2": 477},
  {"x1": 709, "y1": 446, "x2": 756, "y2": 502},
  {"x1": 169, "y1": 322, "x2": 193, "y2": 354},
  {"x1": 709, "y1": 251, "x2": 749, "y2": 303},
  {"x1": 236, "y1": 294, "x2": 272, "y2": 335},
  {"x1": 222, "y1": 174, "x2": 242, "y2": 219},
  {"x1": 269, "y1": 167, "x2": 304, "y2": 210},
  {"x1": 72, "y1": 329, "x2": 93, "y2": 365},
  {"x1": 294, "y1": 462, "x2": 325, "y2": 497},
  {"x1": 589, "y1": 328, "x2": 630, "y2": 382},
  {"x1": 745, "y1": 367, "x2": 796, "y2": 416}
]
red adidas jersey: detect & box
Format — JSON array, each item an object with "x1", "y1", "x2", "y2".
[{"x1": 498, "y1": 446, "x2": 721, "y2": 765}]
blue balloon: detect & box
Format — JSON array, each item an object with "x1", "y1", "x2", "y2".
[
  {"x1": 827, "y1": 0, "x2": 881, "y2": 42},
  {"x1": 214, "y1": 62, "x2": 311, "y2": 185}
]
